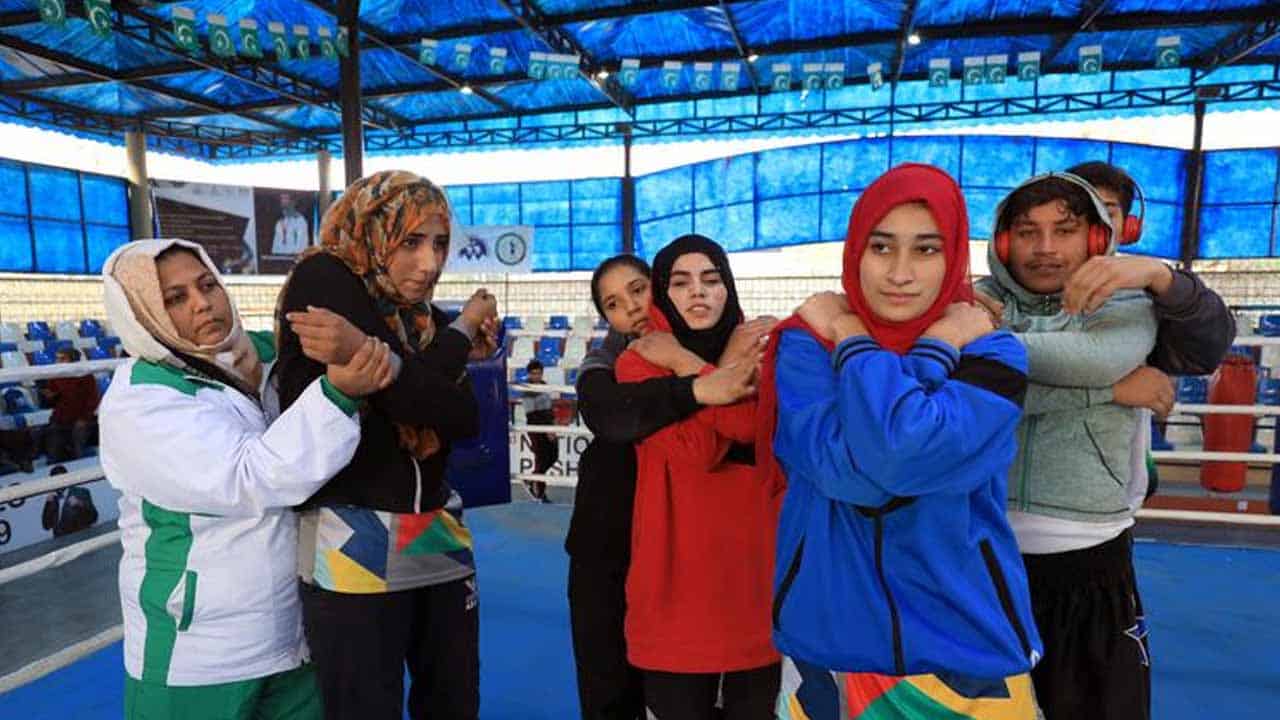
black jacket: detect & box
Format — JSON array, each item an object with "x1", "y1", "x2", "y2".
[
  {"x1": 1149, "y1": 268, "x2": 1236, "y2": 376},
  {"x1": 276, "y1": 253, "x2": 479, "y2": 514},
  {"x1": 565, "y1": 332, "x2": 700, "y2": 568}
]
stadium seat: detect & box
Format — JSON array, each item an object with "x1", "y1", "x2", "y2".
[
  {"x1": 79, "y1": 319, "x2": 104, "y2": 338},
  {"x1": 1260, "y1": 315, "x2": 1280, "y2": 337},
  {"x1": 26, "y1": 321, "x2": 53, "y2": 341},
  {"x1": 3, "y1": 387, "x2": 36, "y2": 414},
  {"x1": 588, "y1": 336, "x2": 605, "y2": 351},
  {"x1": 86, "y1": 347, "x2": 111, "y2": 361},
  {"x1": 0, "y1": 323, "x2": 21, "y2": 343},
  {"x1": 1259, "y1": 378, "x2": 1280, "y2": 406},
  {"x1": 536, "y1": 337, "x2": 563, "y2": 366},
  {"x1": 98, "y1": 336, "x2": 122, "y2": 350},
  {"x1": 572, "y1": 316, "x2": 596, "y2": 334},
  {"x1": 543, "y1": 367, "x2": 566, "y2": 386},
  {"x1": 95, "y1": 374, "x2": 112, "y2": 397},
  {"x1": 565, "y1": 368, "x2": 579, "y2": 386},
  {"x1": 43, "y1": 338, "x2": 73, "y2": 353},
  {"x1": 1, "y1": 350, "x2": 27, "y2": 369},
  {"x1": 562, "y1": 339, "x2": 588, "y2": 367},
  {"x1": 502, "y1": 316, "x2": 524, "y2": 330},
  {"x1": 55, "y1": 322, "x2": 79, "y2": 340},
  {"x1": 1177, "y1": 376, "x2": 1209, "y2": 404},
  {"x1": 548, "y1": 315, "x2": 571, "y2": 331}
]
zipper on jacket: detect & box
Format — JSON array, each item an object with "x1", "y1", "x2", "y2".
[
  {"x1": 772, "y1": 538, "x2": 805, "y2": 630},
  {"x1": 855, "y1": 497, "x2": 916, "y2": 675},
  {"x1": 1017, "y1": 416, "x2": 1037, "y2": 512},
  {"x1": 979, "y1": 540, "x2": 1033, "y2": 661},
  {"x1": 411, "y1": 457, "x2": 423, "y2": 514}
]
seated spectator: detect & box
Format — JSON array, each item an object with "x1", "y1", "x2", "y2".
[{"x1": 40, "y1": 347, "x2": 100, "y2": 462}]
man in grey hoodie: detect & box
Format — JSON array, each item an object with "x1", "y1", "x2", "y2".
[{"x1": 976, "y1": 173, "x2": 1157, "y2": 720}]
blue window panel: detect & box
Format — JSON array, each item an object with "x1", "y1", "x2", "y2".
[
  {"x1": 0, "y1": 214, "x2": 32, "y2": 271},
  {"x1": 1203, "y1": 150, "x2": 1278, "y2": 205},
  {"x1": 757, "y1": 144, "x2": 821, "y2": 199},
  {"x1": 823, "y1": 138, "x2": 889, "y2": 193},
  {"x1": 636, "y1": 166, "x2": 693, "y2": 221},
  {"x1": 757, "y1": 196, "x2": 820, "y2": 248},
  {"x1": 821, "y1": 191, "x2": 857, "y2": 243},
  {"x1": 1126, "y1": 200, "x2": 1182, "y2": 260},
  {"x1": 28, "y1": 166, "x2": 81, "y2": 221},
  {"x1": 445, "y1": 186, "x2": 472, "y2": 225},
  {"x1": 891, "y1": 136, "x2": 960, "y2": 179},
  {"x1": 571, "y1": 179, "x2": 621, "y2": 224},
  {"x1": 80, "y1": 174, "x2": 128, "y2": 227},
  {"x1": 759, "y1": 90, "x2": 827, "y2": 115},
  {"x1": 962, "y1": 136, "x2": 1034, "y2": 189},
  {"x1": 891, "y1": 77, "x2": 963, "y2": 106},
  {"x1": 1110, "y1": 144, "x2": 1185, "y2": 203},
  {"x1": 0, "y1": 161, "x2": 27, "y2": 217},
  {"x1": 85, "y1": 223, "x2": 130, "y2": 273},
  {"x1": 32, "y1": 219, "x2": 84, "y2": 273},
  {"x1": 636, "y1": 214, "x2": 693, "y2": 261},
  {"x1": 694, "y1": 203, "x2": 755, "y2": 253},
  {"x1": 471, "y1": 183, "x2": 520, "y2": 225},
  {"x1": 521, "y1": 181, "x2": 571, "y2": 226},
  {"x1": 1034, "y1": 138, "x2": 1112, "y2": 175},
  {"x1": 1198, "y1": 204, "x2": 1274, "y2": 259},
  {"x1": 533, "y1": 225, "x2": 571, "y2": 271},
  {"x1": 571, "y1": 224, "x2": 622, "y2": 271},
  {"x1": 965, "y1": 188, "x2": 1011, "y2": 240},
  {"x1": 694, "y1": 155, "x2": 754, "y2": 209}
]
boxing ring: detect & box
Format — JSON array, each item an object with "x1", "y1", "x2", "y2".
[{"x1": 3, "y1": 352, "x2": 1280, "y2": 719}]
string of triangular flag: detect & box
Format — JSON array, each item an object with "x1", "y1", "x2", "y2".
[
  {"x1": 32, "y1": 2, "x2": 1185, "y2": 90},
  {"x1": 34, "y1": 0, "x2": 349, "y2": 60}
]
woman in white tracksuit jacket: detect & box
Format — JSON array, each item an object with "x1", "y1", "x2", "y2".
[{"x1": 98, "y1": 239, "x2": 395, "y2": 720}]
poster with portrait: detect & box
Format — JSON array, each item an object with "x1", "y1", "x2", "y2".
[
  {"x1": 253, "y1": 187, "x2": 318, "y2": 274},
  {"x1": 151, "y1": 180, "x2": 258, "y2": 274}
]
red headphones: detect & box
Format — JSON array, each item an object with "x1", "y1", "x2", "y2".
[
  {"x1": 994, "y1": 172, "x2": 1114, "y2": 265},
  {"x1": 1118, "y1": 170, "x2": 1146, "y2": 245}
]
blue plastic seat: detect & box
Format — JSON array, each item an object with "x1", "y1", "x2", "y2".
[
  {"x1": 86, "y1": 347, "x2": 111, "y2": 360},
  {"x1": 502, "y1": 316, "x2": 523, "y2": 330},
  {"x1": 98, "y1": 336, "x2": 122, "y2": 349},
  {"x1": 1259, "y1": 378, "x2": 1280, "y2": 406},
  {"x1": 26, "y1": 321, "x2": 53, "y2": 341},
  {"x1": 30, "y1": 349, "x2": 56, "y2": 366},
  {"x1": 3, "y1": 387, "x2": 33, "y2": 414},
  {"x1": 547, "y1": 315, "x2": 570, "y2": 330},
  {"x1": 79, "y1": 319, "x2": 104, "y2": 337},
  {"x1": 1258, "y1": 315, "x2": 1280, "y2": 337},
  {"x1": 1177, "y1": 376, "x2": 1208, "y2": 405}
]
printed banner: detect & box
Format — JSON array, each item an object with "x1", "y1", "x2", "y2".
[
  {"x1": 450, "y1": 225, "x2": 534, "y2": 274},
  {"x1": 254, "y1": 188, "x2": 318, "y2": 274},
  {"x1": 150, "y1": 180, "x2": 258, "y2": 274},
  {"x1": 0, "y1": 476, "x2": 122, "y2": 558}
]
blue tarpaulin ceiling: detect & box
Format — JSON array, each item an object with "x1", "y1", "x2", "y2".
[{"x1": 0, "y1": 0, "x2": 1277, "y2": 159}]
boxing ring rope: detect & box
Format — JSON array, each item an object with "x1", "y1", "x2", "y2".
[
  {"x1": 2, "y1": 339, "x2": 1279, "y2": 693},
  {"x1": 0, "y1": 358, "x2": 124, "y2": 383}
]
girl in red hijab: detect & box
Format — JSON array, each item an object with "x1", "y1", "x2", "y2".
[
  {"x1": 615, "y1": 234, "x2": 782, "y2": 720},
  {"x1": 759, "y1": 164, "x2": 1043, "y2": 719}
]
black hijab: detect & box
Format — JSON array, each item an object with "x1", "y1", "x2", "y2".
[{"x1": 649, "y1": 234, "x2": 742, "y2": 364}]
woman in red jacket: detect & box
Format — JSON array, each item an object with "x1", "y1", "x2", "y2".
[{"x1": 615, "y1": 234, "x2": 780, "y2": 720}]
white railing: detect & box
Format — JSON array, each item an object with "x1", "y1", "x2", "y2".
[{"x1": 0, "y1": 358, "x2": 123, "y2": 384}]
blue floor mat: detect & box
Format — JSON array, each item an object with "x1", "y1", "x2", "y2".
[{"x1": 5, "y1": 505, "x2": 1278, "y2": 719}]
